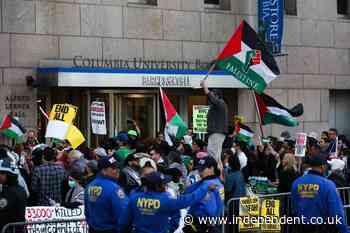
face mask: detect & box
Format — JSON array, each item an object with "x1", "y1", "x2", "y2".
[{"x1": 68, "y1": 180, "x2": 76, "y2": 189}]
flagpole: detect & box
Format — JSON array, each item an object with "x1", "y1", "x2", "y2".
[
  {"x1": 201, "y1": 63, "x2": 216, "y2": 81},
  {"x1": 36, "y1": 100, "x2": 49, "y2": 120},
  {"x1": 250, "y1": 90, "x2": 265, "y2": 140}
]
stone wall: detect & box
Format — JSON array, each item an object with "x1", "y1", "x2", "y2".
[{"x1": 0, "y1": 0, "x2": 349, "y2": 136}]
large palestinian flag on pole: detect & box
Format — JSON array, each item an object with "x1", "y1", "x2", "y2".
[
  {"x1": 160, "y1": 88, "x2": 188, "y2": 146},
  {"x1": 0, "y1": 115, "x2": 26, "y2": 139},
  {"x1": 214, "y1": 20, "x2": 280, "y2": 94},
  {"x1": 235, "y1": 123, "x2": 254, "y2": 142},
  {"x1": 255, "y1": 92, "x2": 304, "y2": 127}
]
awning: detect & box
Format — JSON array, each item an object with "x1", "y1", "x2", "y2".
[{"x1": 36, "y1": 67, "x2": 246, "y2": 89}]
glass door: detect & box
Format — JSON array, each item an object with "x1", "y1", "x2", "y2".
[{"x1": 118, "y1": 94, "x2": 156, "y2": 139}]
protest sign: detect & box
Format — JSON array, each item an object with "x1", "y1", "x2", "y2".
[
  {"x1": 193, "y1": 105, "x2": 209, "y2": 134},
  {"x1": 239, "y1": 197, "x2": 260, "y2": 232},
  {"x1": 295, "y1": 133, "x2": 307, "y2": 157},
  {"x1": 260, "y1": 199, "x2": 281, "y2": 232},
  {"x1": 91, "y1": 101, "x2": 107, "y2": 135},
  {"x1": 49, "y1": 104, "x2": 78, "y2": 124},
  {"x1": 25, "y1": 206, "x2": 87, "y2": 233}
]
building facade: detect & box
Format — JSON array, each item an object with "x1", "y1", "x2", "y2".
[{"x1": 0, "y1": 0, "x2": 349, "y2": 145}]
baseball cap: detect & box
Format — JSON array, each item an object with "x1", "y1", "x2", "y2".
[
  {"x1": 124, "y1": 150, "x2": 141, "y2": 164},
  {"x1": 305, "y1": 153, "x2": 327, "y2": 166},
  {"x1": 139, "y1": 157, "x2": 157, "y2": 170},
  {"x1": 128, "y1": 130, "x2": 138, "y2": 137},
  {"x1": 116, "y1": 132, "x2": 129, "y2": 142},
  {"x1": 0, "y1": 158, "x2": 18, "y2": 175},
  {"x1": 94, "y1": 147, "x2": 108, "y2": 158},
  {"x1": 195, "y1": 156, "x2": 218, "y2": 171},
  {"x1": 98, "y1": 156, "x2": 120, "y2": 170},
  {"x1": 144, "y1": 172, "x2": 172, "y2": 185}
]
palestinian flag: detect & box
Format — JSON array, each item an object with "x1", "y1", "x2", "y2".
[
  {"x1": 214, "y1": 20, "x2": 280, "y2": 94},
  {"x1": 235, "y1": 123, "x2": 254, "y2": 142},
  {"x1": 255, "y1": 92, "x2": 304, "y2": 127},
  {"x1": 0, "y1": 115, "x2": 26, "y2": 139},
  {"x1": 160, "y1": 88, "x2": 187, "y2": 146}
]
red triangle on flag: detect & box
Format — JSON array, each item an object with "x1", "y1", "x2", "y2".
[
  {"x1": 0, "y1": 115, "x2": 11, "y2": 130},
  {"x1": 159, "y1": 88, "x2": 177, "y2": 123},
  {"x1": 215, "y1": 20, "x2": 244, "y2": 61}
]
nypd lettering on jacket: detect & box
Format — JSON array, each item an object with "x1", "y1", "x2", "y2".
[
  {"x1": 119, "y1": 182, "x2": 212, "y2": 233},
  {"x1": 84, "y1": 175, "x2": 128, "y2": 232}
]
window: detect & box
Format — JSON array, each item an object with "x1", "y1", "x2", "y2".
[
  {"x1": 284, "y1": 0, "x2": 297, "y2": 15},
  {"x1": 204, "y1": 0, "x2": 230, "y2": 10},
  {"x1": 128, "y1": 0, "x2": 157, "y2": 5},
  {"x1": 205, "y1": 0, "x2": 220, "y2": 4},
  {"x1": 337, "y1": 0, "x2": 348, "y2": 15},
  {"x1": 204, "y1": 0, "x2": 220, "y2": 9}
]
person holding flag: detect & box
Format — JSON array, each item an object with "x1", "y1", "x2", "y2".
[{"x1": 200, "y1": 79, "x2": 228, "y2": 171}]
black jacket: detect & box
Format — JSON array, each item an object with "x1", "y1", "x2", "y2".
[
  {"x1": 0, "y1": 184, "x2": 27, "y2": 233},
  {"x1": 207, "y1": 91, "x2": 228, "y2": 135}
]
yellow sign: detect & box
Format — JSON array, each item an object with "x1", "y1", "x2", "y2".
[
  {"x1": 49, "y1": 104, "x2": 78, "y2": 124},
  {"x1": 239, "y1": 197, "x2": 260, "y2": 232},
  {"x1": 260, "y1": 199, "x2": 281, "y2": 232}
]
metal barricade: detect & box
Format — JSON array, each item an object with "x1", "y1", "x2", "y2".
[
  {"x1": 225, "y1": 187, "x2": 350, "y2": 233},
  {"x1": 1, "y1": 219, "x2": 87, "y2": 233}
]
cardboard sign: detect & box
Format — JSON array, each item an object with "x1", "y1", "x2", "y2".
[
  {"x1": 49, "y1": 104, "x2": 78, "y2": 124},
  {"x1": 91, "y1": 101, "x2": 107, "y2": 135},
  {"x1": 193, "y1": 105, "x2": 209, "y2": 134},
  {"x1": 25, "y1": 206, "x2": 87, "y2": 233},
  {"x1": 295, "y1": 133, "x2": 307, "y2": 157},
  {"x1": 260, "y1": 199, "x2": 281, "y2": 232},
  {"x1": 239, "y1": 197, "x2": 260, "y2": 232}
]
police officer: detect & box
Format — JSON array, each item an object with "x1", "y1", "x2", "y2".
[
  {"x1": 183, "y1": 156, "x2": 224, "y2": 233},
  {"x1": 85, "y1": 156, "x2": 128, "y2": 233},
  {"x1": 0, "y1": 158, "x2": 26, "y2": 233},
  {"x1": 119, "y1": 171, "x2": 216, "y2": 233},
  {"x1": 291, "y1": 153, "x2": 349, "y2": 233}
]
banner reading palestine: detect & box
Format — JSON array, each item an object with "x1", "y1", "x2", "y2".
[{"x1": 214, "y1": 20, "x2": 280, "y2": 94}]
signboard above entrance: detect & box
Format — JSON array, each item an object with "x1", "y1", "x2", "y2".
[{"x1": 37, "y1": 67, "x2": 246, "y2": 89}]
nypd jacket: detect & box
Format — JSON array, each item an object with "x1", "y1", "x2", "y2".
[
  {"x1": 84, "y1": 175, "x2": 129, "y2": 232},
  {"x1": 291, "y1": 170, "x2": 349, "y2": 233},
  {"x1": 119, "y1": 182, "x2": 212, "y2": 233},
  {"x1": 186, "y1": 176, "x2": 224, "y2": 218}
]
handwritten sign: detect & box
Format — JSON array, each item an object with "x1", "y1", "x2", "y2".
[
  {"x1": 25, "y1": 206, "x2": 87, "y2": 233},
  {"x1": 91, "y1": 101, "x2": 107, "y2": 135},
  {"x1": 193, "y1": 105, "x2": 209, "y2": 134},
  {"x1": 49, "y1": 104, "x2": 78, "y2": 124},
  {"x1": 295, "y1": 133, "x2": 307, "y2": 157},
  {"x1": 260, "y1": 199, "x2": 281, "y2": 232},
  {"x1": 239, "y1": 197, "x2": 260, "y2": 232}
]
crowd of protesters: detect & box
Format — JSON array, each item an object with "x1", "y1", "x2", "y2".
[{"x1": 0, "y1": 125, "x2": 349, "y2": 232}]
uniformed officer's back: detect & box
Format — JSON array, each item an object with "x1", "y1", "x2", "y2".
[
  {"x1": 85, "y1": 156, "x2": 128, "y2": 233},
  {"x1": 291, "y1": 154, "x2": 349, "y2": 233},
  {"x1": 119, "y1": 171, "x2": 216, "y2": 233},
  {"x1": 184, "y1": 156, "x2": 224, "y2": 233}
]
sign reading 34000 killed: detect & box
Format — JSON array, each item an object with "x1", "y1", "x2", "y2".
[{"x1": 25, "y1": 206, "x2": 87, "y2": 233}]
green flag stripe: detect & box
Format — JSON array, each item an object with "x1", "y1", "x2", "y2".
[
  {"x1": 263, "y1": 112, "x2": 299, "y2": 127},
  {"x1": 236, "y1": 133, "x2": 252, "y2": 142},
  {"x1": 169, "y1": 113, "x2": 188, "y2": 139},
  {"x1": 2, "y1": 129, "x2": 19, "y2": 139},
  {"x1": 215, "y1": 56, "x2": 267, "y2": 94}
]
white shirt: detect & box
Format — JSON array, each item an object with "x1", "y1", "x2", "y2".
[{"x1": 238, "y1": 151, "x2": 248, "y2": 170}]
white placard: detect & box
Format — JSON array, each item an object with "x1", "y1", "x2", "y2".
[
  {"x1": 91, "y1": 101, "x2": 107, "y2": 135},
  {"x1": 295, "y1": 133, "x2": 307, "y2": 157},
  {"x1": 25, "y1": 206, "x2": 87, "y2": 233}
]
